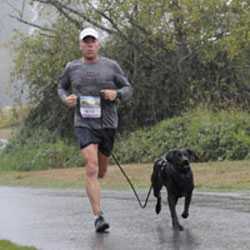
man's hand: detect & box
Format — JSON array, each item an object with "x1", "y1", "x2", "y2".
[
  {"x1": 100, "y1": 89, "x2": 118, "y2": 101},
  {"x1": 65, "y1": 94, "x2": 77, "y2": 108}
]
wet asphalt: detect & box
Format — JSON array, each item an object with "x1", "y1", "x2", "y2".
[{"x1": 0, "y1": 187, "x2": 250, "y2": 250}]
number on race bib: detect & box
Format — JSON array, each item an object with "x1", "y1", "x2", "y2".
[{"x1": 79, "y1": 96, "x2": 101, "y2": 118}]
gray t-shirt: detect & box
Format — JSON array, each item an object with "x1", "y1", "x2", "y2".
[{"x1": 58, "y1": 56, "x2": 133, "y2": 129}]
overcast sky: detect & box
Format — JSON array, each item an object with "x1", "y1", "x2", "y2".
[{"x1": 0, "y1": 0, "x2": 33, "y2": 107}]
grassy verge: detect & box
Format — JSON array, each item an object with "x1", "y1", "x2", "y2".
[
  {"x1": 0, "y1": 240, "x2": 36, "y2": 250},
  {"x1": 0, "y1": 161, "x2": 249, "y2": 191}
]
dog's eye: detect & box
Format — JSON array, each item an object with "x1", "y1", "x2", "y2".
[
  {"x1": 183, "y1": 152, "x2": 188, "y2": 158},
  {"x1": 176, "y1": 152, "x2": 182, "y2": 158}
]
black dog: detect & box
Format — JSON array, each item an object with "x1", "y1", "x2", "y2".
[{"x1": 151, "y1": 149, "x2": 198, "y2": 231}]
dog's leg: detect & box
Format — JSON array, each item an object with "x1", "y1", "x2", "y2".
[
  {"x1": 155, "y1": 194, "x2": 162, "y2": 214},
  {"x1": 168, "y1": 194, "x2": 183, "y2": 231},
  {"x1": 153, "y1": 182, "x2": 163, "y2": 214},
  {"x1": 182, "y1": 192, "x2": 192, "y2": 219},
  {"x1": 151, "y1": 162, "x2": 163, "y2": 214}
]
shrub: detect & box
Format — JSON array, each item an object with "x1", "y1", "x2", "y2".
[
  {"x1": 0, "y1": 128, "x2": 83, "y2": 171},
  {"x1": 2, "y1": 108, "x2": 250, "y2": 170},
  {"x1": 114, "y1": 108, "x2": 250, "y2": 163}
]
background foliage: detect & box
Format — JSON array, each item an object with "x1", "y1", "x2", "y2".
[
  {"x1": 114, "y1": 108, "x2": 250, "y2": 163},
  {"x1": 14, "y1": 0, "x2": 250, "y2": 132},
  {"x1": 3, "y1": 0, "x2": 250, "y2": 168},
  {"x1": 1, "y1": 109, "x2": 250, "y2": 170}
]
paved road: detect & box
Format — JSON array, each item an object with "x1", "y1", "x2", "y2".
[{"x1": 1, "y1": 187, "x2": 250, "y2": 250}]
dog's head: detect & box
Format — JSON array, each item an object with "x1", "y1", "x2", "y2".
[{"x1": 165, "y1": 149, "x2": 198, "y2": 171}]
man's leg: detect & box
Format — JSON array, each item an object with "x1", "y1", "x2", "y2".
[
  {"x1": 80, "y1": 144, "x2": 101, "y2": 216},
  {"x1": 81, "y1": 143, "x2": 110, "y2": 232},
  {"x1": 98, "y1": 151, "x2": 109, "y2": 178}
]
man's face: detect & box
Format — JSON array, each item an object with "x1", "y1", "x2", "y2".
[{"x1": 80, "y1": 36, "x2": 100, "y2": 60}]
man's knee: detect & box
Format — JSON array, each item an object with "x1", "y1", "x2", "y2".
[{"x1": 85, "y1": 160, "x2": 98, "y2": 179}]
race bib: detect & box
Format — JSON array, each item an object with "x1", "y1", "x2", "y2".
[{"x1": 79, "y1": 96, "x2": 101, "y2": 118}]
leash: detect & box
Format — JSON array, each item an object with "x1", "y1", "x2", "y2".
[
  {"x1": 101, "y1": 95, "x2": 153, "y2": 208},
  {"x1": 111, "y1": 152, "x2": 153, "y2": 209}
]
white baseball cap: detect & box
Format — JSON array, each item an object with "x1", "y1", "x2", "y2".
[{"x1": 79, "y1": 27, "x2": 99, "y2": 40}]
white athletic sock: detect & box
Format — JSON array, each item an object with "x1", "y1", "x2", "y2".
[{"x1": 94, "y1": 211, "x2": 103, "y2": 220}]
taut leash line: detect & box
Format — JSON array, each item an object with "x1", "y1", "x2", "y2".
[{"x1": 111, "y1": 152, "x2": 152, "y2": 209}]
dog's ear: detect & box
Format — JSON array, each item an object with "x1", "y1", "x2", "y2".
[
  {"x1": 165, "y1": 150, "x2": 175, "y2": 163},
  {"x1": 184, "y1": 149, "x2": 199, "y2": 162}
]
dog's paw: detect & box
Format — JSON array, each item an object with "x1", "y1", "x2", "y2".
[
  {"x1": 181, "y1": 211, "x2": 189, "y2": 219},
  {"x1": 155, "y1": 203, "x2": 161, "y2": 214}
]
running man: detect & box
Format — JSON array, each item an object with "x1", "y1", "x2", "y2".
[{"x1": 58, "y1": 27, "x2": 133, "y2": 232}]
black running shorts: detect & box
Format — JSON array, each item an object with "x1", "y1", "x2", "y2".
[{"x1": 74, "y1": 127, "x2": 116, "y2": 157}]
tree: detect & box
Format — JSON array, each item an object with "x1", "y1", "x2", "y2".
[{"x1": 12, "y1": 0, "x2": 250, "y2": 136}]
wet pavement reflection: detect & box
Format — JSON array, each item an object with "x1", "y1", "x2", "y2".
[{"x1": 0, "y1": 187, "x2": 250, "y2": 250}]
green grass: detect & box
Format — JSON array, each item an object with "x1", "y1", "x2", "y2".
[
  {"x1": 0, "y1": 161, "x2": 249, "y2": 192},
  {"x1": 0, "y1": 240, "x2": 36, "y2": 250}
]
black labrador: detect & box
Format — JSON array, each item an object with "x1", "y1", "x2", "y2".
[{"x1": 151, "y1": 149, "x2": 198, "y2": 231}]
